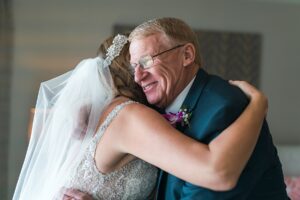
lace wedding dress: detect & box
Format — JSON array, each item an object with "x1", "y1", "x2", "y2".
[
  {"x1": 13, "y1": 35, "x2": 157, "y2": 200},
  {"x1": 64, "y1": 101, "x2": 158, "y2": 199}
]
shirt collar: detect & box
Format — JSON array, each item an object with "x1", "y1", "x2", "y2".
[{"x1": 165, "y1": 77, "x2": 195, "y2": 113}]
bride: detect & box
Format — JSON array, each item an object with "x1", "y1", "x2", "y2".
[{"x1": 13, "y1": 34, "x2": 267, "y2": 199}]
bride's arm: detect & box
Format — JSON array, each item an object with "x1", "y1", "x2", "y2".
[{"x1": 115, "y1": 81, "x2": 267, "y2": 191}]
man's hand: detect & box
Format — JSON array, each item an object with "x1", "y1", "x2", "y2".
[{"x1": 62, "y1": 188, "x2": 94, "y2": 200}]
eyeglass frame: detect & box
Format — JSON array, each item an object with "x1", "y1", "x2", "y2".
[{"x1": 130, "y1": 44, "x2": 186, "y2": 70}]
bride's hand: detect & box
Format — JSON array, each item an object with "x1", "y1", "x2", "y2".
[
  {"x1": 62, "y1": 188, "x2": 94, "y2": 200},
  {"x1": 72, "y1": 105, "x2": 90, "y2": 140},
  {"x1": 229, "y1": 80, "x2": 268, "y2": 115}
]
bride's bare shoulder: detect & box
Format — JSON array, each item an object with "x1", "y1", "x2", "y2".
[
  {"x1": 99, "y1": 96, "x2": 151, "y2": 122},
  {"x1": 119, "y1": 101, "x2": 166, "y2": 128},
  {"x1": 109, "y1": 96, "x2": 146, "y2": 111},
  {"x1": 104, "y1": 96, "x2": 159, "y2": 123}
]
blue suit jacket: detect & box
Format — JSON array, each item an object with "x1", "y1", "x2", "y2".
[{"x1": 156, "y1": 69, "x2": 289, "y2": 200}]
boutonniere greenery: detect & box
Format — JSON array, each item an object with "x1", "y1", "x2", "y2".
[{"x1": 162, "y1": 106, "x2": 192, "y2": 128}]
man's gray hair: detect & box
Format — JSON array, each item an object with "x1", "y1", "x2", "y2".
[{"x1": 129, "y1": 17, "x2": 202, "y2": 66}]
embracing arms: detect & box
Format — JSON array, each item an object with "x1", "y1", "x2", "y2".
[
  {"x1": 114, "y1": 81, "x2": 267, "y2": 191},
  {"x1": 62, "y1": 81, "x2": 267, "y2": 199}
]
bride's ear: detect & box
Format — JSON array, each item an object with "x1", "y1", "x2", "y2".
[{"x1": 182, "y1": 43, "x2": 196, "y2": 67}]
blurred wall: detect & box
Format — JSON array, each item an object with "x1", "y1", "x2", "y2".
[
  {"x1": 8, "y1": 0, "x2": 300, "y2": 198},
  {"x1": 0, "y1": 1, "x2": 13, "y2": 199}
]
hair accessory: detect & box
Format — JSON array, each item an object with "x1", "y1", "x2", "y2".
[{"x1": 103, "y1": 34, "x2": 128, "y2": 67}]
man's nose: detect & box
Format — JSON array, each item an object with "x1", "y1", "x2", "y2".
[{"x1": 134, "y1": 65, "x2": 146, "y2": 83}]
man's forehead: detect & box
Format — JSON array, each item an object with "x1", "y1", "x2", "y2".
[{"x1": 129, "y1": 35, "x2": 168, "y2": 59}]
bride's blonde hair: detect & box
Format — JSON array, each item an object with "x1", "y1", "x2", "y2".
[{"x1": 97, "y1": 33, "x2": 147, "y2": 104}]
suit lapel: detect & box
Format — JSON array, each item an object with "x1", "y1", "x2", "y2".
[
  {"x1": 181, "y1": 69, "x2": 209, "y2": 113},
  {"x1": 176, "y1": 69, "x2": 209, "y2": 132}
]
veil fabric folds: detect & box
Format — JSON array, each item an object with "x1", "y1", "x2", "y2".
[{"x1": 13, "y1": 57, "x2": 116, "y2": 200}]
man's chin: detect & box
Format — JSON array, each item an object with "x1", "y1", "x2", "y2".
[
  {"x1": 146, "y1": 97, "x2": 160, "y2": 107},
  {"x1": 147, "y1": 98, "x2": 166, "y2": 108}
]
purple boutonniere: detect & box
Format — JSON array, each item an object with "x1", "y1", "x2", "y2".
[{"x1": 162, "y1": 106, "x2": 192, "y2": 128}]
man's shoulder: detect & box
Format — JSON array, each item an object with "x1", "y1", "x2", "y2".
[
  {"x1": 184, "y1": 73, "x2": 249, "y2": 142},
  {"x1": 203, "y1": 73, "x2": 248, "y2": 105}
]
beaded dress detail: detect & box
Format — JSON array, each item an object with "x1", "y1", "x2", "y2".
[{"x1": 65, "y1": 101, "x2": 157, "y2": 200}]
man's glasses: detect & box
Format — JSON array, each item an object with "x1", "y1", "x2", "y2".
[{"x1": 130, "y1": 44, "x2": 185, "y2": 70}]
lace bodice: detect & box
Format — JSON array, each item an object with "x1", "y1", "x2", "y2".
[{"x1": 65, "y1": 101, "x2": 158, "y2": 199}]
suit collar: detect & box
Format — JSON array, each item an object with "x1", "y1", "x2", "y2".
[{"x1": 181, "y1": 69, "x2": 209, "y2": 112}]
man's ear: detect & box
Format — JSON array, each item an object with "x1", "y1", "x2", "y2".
[{"x1": 182, "y1": 43, "x2": 196, "y2": 67}]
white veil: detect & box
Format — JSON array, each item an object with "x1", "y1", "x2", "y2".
[{"x1": 13, "y1": 35, "x2": 128, "y2": 200}]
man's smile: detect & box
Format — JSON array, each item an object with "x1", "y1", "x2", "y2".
[{"x1": 142, "y1": 81, "x2": 158, "y2": 92}]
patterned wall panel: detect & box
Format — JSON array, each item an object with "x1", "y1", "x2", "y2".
[
  {"x1": 114, "y1": 24, "x2": 262, "y2": 87},
  {"x1": 196, "y1": 30, "x2": 261, "y2": 87}
]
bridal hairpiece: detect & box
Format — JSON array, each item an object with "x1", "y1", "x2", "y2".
[{"x1": 103, "y1": 34, "x2": 128, "y2": 67}]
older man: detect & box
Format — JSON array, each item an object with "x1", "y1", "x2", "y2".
[{"x1": 129, "y1": 17, "x2": 288, "y2": 200}]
